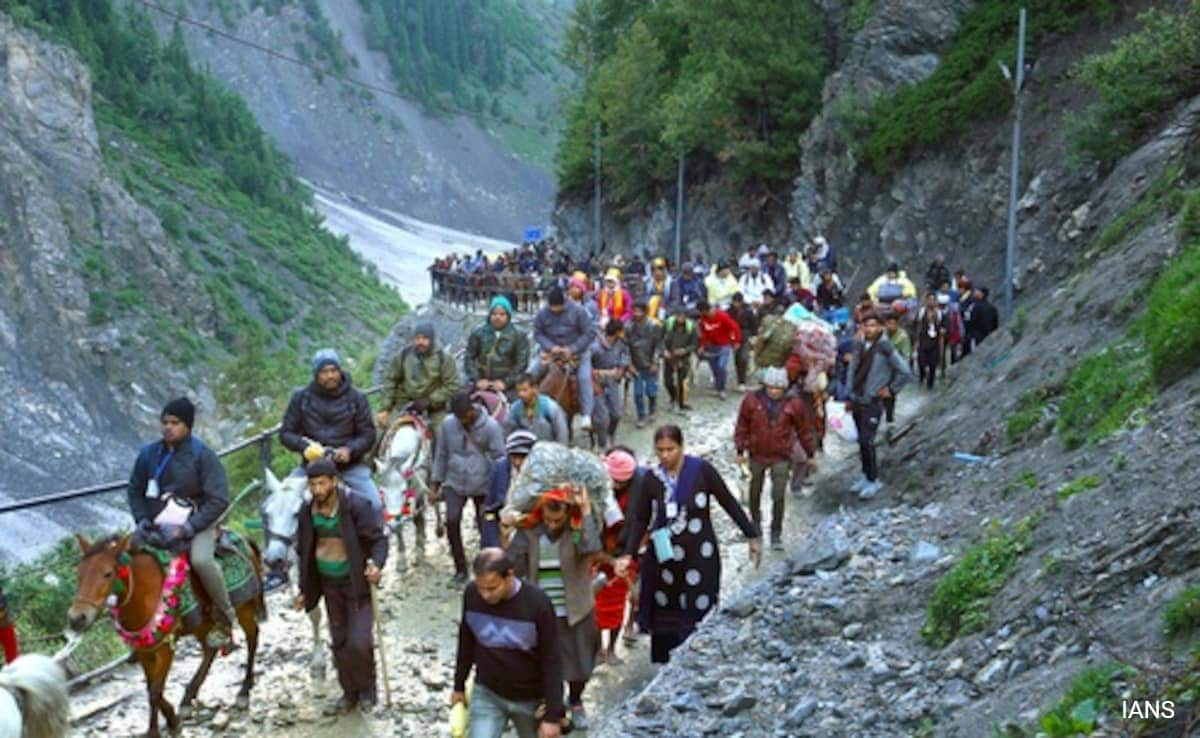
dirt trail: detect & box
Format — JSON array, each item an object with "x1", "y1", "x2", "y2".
[{"x1": 70, "y1": 372, "x2": 910, "y2": 738}]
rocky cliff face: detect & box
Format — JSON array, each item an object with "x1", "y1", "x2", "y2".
[
  {"x1": 0, "y1": 14, "x2": 211, "y2": 554},
  {"x1": 159, "y1": 0, "x2": 558, "y2": 240}
]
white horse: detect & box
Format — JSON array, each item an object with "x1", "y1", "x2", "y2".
[
  {"x1": 259, "y1": 469, "x2": 327, "y2": 681},
  {"x1": 375, "y1": 418, "x2": 435, "y2": 565},
  {"x1": 0, "y1": 654, "x2": 69, "y2": 738}
]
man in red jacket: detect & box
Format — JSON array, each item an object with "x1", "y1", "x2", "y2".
[
  {"x1": 696, "y1": 300, "x2": 742, "y2": 400},
  {"x1": 734, "y1": 367, "x2": 817, "y2": 550}
]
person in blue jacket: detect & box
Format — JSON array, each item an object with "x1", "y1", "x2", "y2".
[{"x1": 481, "y1": 430, "x2": 538, "y2": 548}]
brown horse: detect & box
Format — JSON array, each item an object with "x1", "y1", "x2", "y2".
[
  {"x1": 67, "y1": 534, "x2": 264, "y2": 738},
  {"x1": 539, "y1": 354, "x2": 593, "y2": 447}
]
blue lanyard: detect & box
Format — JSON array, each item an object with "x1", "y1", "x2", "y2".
[{"x1": 153, "y1": 447, "x2": 175, "y2": 482}]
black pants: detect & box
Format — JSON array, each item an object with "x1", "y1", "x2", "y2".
[
  {"x1": 917, "y1": 346, "x2": 939, "y2": 389},
  {"x1": 663, "y1": 358, "x2": 690, "y2": 407},
  {"x1": 883, "y1": 395, "x2": 896, "y2": 423},
  {"x1": 321, "y1": 578, "x2": 376, "y2": 700},
  {"x1": 851, "y1": 399, "x2": 883, "y2": 482},
  {"x1": 734, "y1": 341, "x2": 752, "y2": 385},
  {"x1": 446, "y1": 491, "x2": 483, "y2": 575},
  {"x1": 650, "y1": 624, "x2": 696, "y2": 664}
]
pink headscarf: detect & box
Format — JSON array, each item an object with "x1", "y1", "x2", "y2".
[
  {"x1": 569, "y1": 276, "x2": 589, "y2": 294},
  {"x1": 604, "y1": 450, "x2": 637, "y2": 483}
]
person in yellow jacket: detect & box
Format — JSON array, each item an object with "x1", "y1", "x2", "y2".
[
  {"x1": 867, "y1": 263, "x2": 917, "y2": 304},
  {"x1": 704, "y1": 261, "x2": 739, "y2": 309}
]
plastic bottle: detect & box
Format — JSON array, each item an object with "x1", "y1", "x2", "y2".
[{"x1": 450, "y1": 702, "x2": 468, "y2": 738}]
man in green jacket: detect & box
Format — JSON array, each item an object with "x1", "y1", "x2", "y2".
[
  {"x1": 465, "y1": 296, "x2": 530, "y2": 399},
  {"x1": 378, "y1": 322, "x2": 461, "y2": 437},
  {"x1": 662, "y1": 313, "x2": 699, "y2": 412}
]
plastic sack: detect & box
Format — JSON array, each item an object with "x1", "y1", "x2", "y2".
[
  {"x1": 783, "y1": 302, "x2": 816, "y2": 326},
  {"x1": 450, "y1": 702, "x2": 468, "y2": 738},
  {"x1": 825, "y1": 398, "x2": 857, "y2": 443},
  {"x1": 509, "y1": 442, "x2": 611, "y2": 514}
]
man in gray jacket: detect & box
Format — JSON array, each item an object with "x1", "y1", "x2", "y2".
[
  {"x1": 845, "y1": 311, "x2": 912, "y2": 500},
  {"x1": 506, "y1": 373, "x2": 570, "y2": 444},
  {"x1": 432, "y1": 392, "x2": 507, "y2": 582},
  {"x1": 626, "y1": 301, "x2": 664, "y2": 427},
  {"x1": 531, "y1": 287, "x2": 596, "y2": 430}
]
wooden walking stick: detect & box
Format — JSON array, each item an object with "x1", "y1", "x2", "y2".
[{"x1": 369, "y1": 582, "x2": 394, "y2": 708}]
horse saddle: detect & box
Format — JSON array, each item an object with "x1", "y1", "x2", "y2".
[{"x1": 141, "y1": 531, "x2": 260, "y2": 630}]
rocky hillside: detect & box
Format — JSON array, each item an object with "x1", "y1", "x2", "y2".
[
  {"x1": 557, "y1": 1, "x2": 1200, "y2": 736},
  {"x1": 0, "y1": 3, "x2": 406, "y2": 559},
  {"x1": 154, "y1": 0, "x2": 571, "y2": 239}
]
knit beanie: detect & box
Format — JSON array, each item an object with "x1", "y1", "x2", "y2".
[
  {"x1": 505, "y1": 429, "x2": 537, "y2": 456},
  {"x1": 311, "y1": 348, "x2": 341, "y2": 374},
  {"x1": 414, "y1": 322, "x2": 436, "y2": 342},
  {"x1": 604, "y1": 450, "x2": 637, "y2": 483},
  {"x1": 489, "y1": 295, "x2": 513, "y2": 317},
  {"x1": 762, "y1": 367, "x2": 789, "y2": 388},
  {"x1": 161, "y1": 397, "x2": 195, "y2": 429}
]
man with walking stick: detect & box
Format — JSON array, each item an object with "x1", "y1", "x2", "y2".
[{"x1": 295, "y1": 458, "x2": 389, "y2": 714}]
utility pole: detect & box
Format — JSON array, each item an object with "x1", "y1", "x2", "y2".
[
  {"x1": 674, "y1": 148, "x2": 685, "y2": 266},
  {"x1": 1000, "y1": 7, "x2": 1026, "y2": 319},
  {"x1": 593, "y1": 121, "x2": 602, "y2": 255}
]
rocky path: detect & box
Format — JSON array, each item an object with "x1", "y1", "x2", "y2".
[{"x1": 69, "y1": 374, "x2": 893, "y2": 737}]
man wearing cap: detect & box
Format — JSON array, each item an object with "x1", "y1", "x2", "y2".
[
  {"x1": 281, "y1": 349, "x2": 380, "y2": 510},
  {"x1": 704, "y1": 262, "x2": 739, "y2": 310},
  {"x1": 128, "y1": 398, "x2": 237, "y2": 649},
  {"x1": 666, "y1": 262, "x2": 705, "y2": 316},
  {"x1": 737, "y1": 259, "x2": 775, "y2": 308},
  {"x1": 295, "y1": 458, "x2": 388, "y2": 713},
  {"x1": 734, "y1": 369, "x2": 817, "y2": 549},
  {"x1": 532, "y1": 287, "x2": 597, "y2": 431},
  {"x1": 506, "y1": 373, "x2": 569, "y2": 444},
  {"x1": 846, "y1": 312, "x2": 912, "y2": 500},
  {"x1": 481, "y1": 430, "x2": 537, "y2": 548},
  {"x1": 378, "y1": 323, "x2": 461, "y2": 437},
  {"x1": 433, "y1": 392, "x2": 507, "y2": 583},
  {"x1": 466, "y1": 295, "x2": 531, "y2": 398}
]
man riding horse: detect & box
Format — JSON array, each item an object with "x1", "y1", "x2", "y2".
[
  {"x1": 378, "y1": 322, "x2": 460, "y2": 443},
  {"x1": 465, "y1": 295, "x2": 529, "y2": 401},
  {"x1": 531, "y1": 287, "x2": 596, "y2": 431},
  {"x1": 127, "y1": 398, "x2": 237, "y2": 650}
]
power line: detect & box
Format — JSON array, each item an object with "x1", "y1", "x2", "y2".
[{"x1": 128, "y1": 0, "x2": 518, "y2": 128}]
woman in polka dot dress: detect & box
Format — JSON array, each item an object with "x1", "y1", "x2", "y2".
[{"x1": 615, "y1": 425, "x2": 762, "y2": 663}]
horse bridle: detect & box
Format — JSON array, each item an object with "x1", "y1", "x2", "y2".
[{"x1": 71, "y1": 556, "x2": 134, "y2": 612}]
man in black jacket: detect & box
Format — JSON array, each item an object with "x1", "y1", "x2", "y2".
[
  {"x1": 296, "y1": 458, "x2": 388, "y2": 713},
  {"x1": 128, "y1": 397, "x2": 237, "y2": 650},
  {"x1": 453, "y1": 548, "x2": 563, "y2": 738},
  {"x1": 963, "y1": 286, "x2": 1000, "y2": 356},
  {"x1": 280, "y1": 348, "x2": 379, "y2": 510}
]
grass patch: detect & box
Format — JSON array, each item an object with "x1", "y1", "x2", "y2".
[
  {"x1": 1087, "y1": 165, "x2": 1183, "y2": 257},
  {"x1": 921, "y1": 514, "x2": 1039, "y2": 648},
  {"x1": 1037, "y1": 662, "x2": 1131, "y2": 737},
  {"x1": 1005, "y1": 386, "x2": 1058, "y2": 443},
  {"x1": 1057, "y1": 341, "x2": 1152, "y2": 450},
  {"x1": 1164, "y1": 585, "x2": 1200, "y2": 640},
  {"x1": 1141, "y1": 242, "x2": 1200, "y2": 386},
  {"x1": 1056, "y1": 474, "x2": 1102, "y2": 501},
  {"x1": 847, "y1": 0, "x2": 875, "y2": 31},
  {"x1": 1009, "y1": 306, "x2": 1028, "y2": 343}
]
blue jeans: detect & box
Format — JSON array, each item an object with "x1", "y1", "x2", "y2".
[
  {"x1": 701, "y1": 345, "x2": 732, "y2": 392},
  {"x1": 468, "y1": 683, "x2": 539, "y2": 738},
  {"x1": 288, "y1": 463, "x2": 381, "y2": 512},
  {"x1": 633, "y1": 369, "x2": 659, "y2": 418},
  {"x1": 530, "y1": 352, "x2": 595, "y2": 416}
]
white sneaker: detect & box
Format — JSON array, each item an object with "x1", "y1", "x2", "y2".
[
  {"x1": 849, "y1": 476, "x2": 868, "y2": 493},
  {"x1": 859, "y1": 481, "x2": 882, "y2": 500},
  {"x1": 579, "y1": 415, "x2": 593, "y2": 430}
]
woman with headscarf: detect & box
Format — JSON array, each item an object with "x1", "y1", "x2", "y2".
[
  {"x1": 594, "y1": 448, "x2": 646, "y2": 664},
  {"x1": 614, "y1": 425, "x2": 761, "y2": 664}
]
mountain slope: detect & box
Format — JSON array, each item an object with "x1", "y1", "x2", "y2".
[
  {"x1": 0, "y1": 2, "x2": 405, "y2": 560},
  {"x1": 154, "y1": 0, "x2": 570, "y2": 240}
]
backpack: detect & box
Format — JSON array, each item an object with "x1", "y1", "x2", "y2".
[{"x1": 877, "y1": 282, "x2": 904, "y2": 303}]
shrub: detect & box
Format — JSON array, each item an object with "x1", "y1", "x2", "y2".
[
  {"x1": 1087, "y1": 165, "x2": 1182, "y2": 257},
  {"x1": 1057, "y1": 342, "x2": 1152, "y2": 449},
  {"x1": 1070, "y1": 3, "x2": 1200, "y2": 164},
  {"x1": 1164, "y1": 585, "x2": 1200, "y2": 640},
  {"x1": 922, "y1": 515, "x2": 1038, "y2": 647},
  {"x1": 1038, "y1": 662, "x2": 1131, "y2": 737}
]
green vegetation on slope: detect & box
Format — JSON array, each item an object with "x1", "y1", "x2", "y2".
[
  {"x1": 557, "y1": 0, "x2": 828, "y2": 205},
  {"x1": 860, "y1": 0, "x2": 1118, "y2": 175}
]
